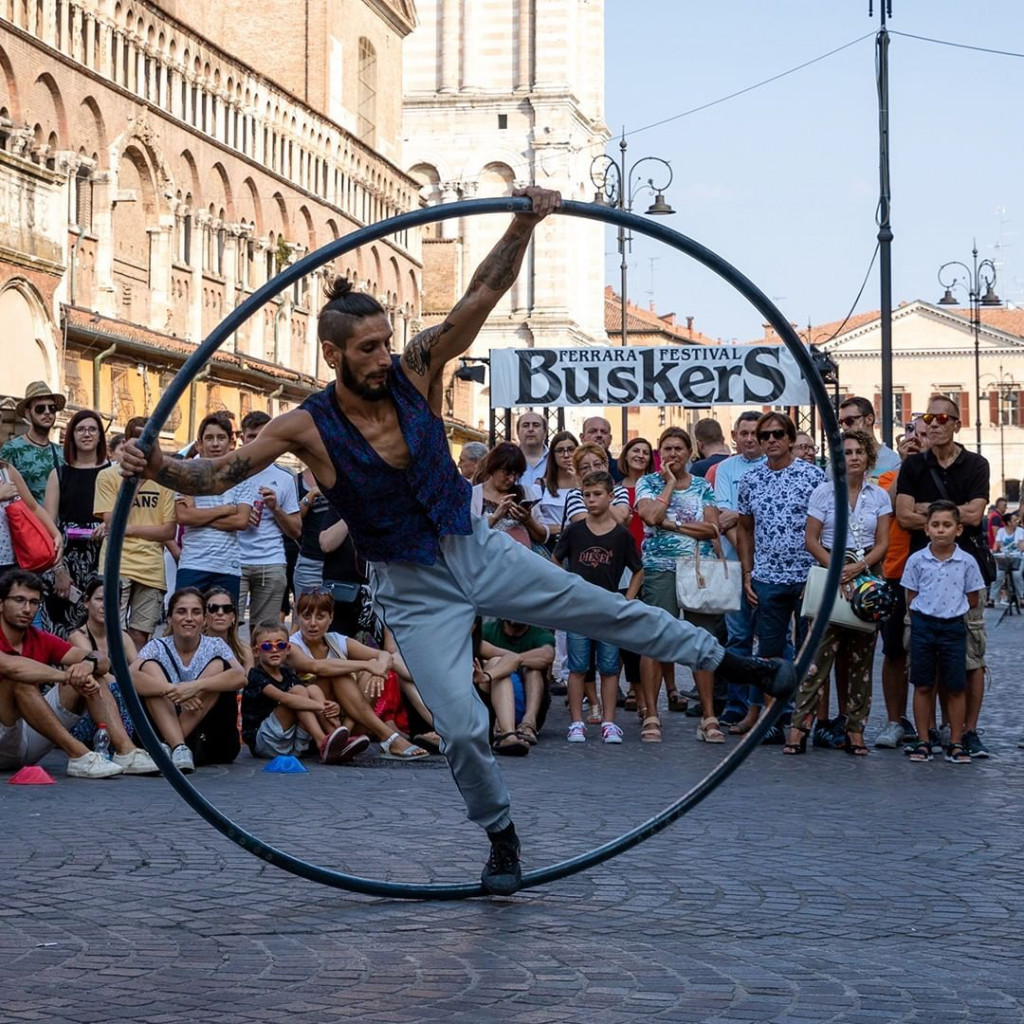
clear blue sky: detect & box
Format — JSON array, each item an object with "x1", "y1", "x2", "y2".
[{"x1": 603, "y1": 0, "x2": 1024, "y2": 342}]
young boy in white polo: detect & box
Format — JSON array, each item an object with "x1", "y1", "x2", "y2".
[{"x1": 901, "y1": 500, "x2": 986, "y2": 764}]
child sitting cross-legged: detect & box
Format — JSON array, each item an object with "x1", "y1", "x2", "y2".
[
  {"x1": 241, "y1": 620, "x2": 370, "y2": 765},
  {"x1": 901, "y1": 500, "x2": 986, "y2": 765}
]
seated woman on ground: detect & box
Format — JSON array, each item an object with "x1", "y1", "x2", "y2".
[
  {"x1": 130, "y1": 586, "x2": 248, "y2": 773},
  {"x1": 67, "y1": 577, "x2": 137, "y2": 743},
  {"x1": 471, "y1": 618, "x2": 530, "y2": 757},
  {"x1": 378, "y1": 627, "x2": 443, "y2": 753},
  {"x1": 202, "y1": 586, "x2": 254, "y2": 672},
  {"x1": 287, "y1": 589, "x2": 428, "y2": 760},
  {"x1": 241, "y1": 620, "x2": 369, "y2": 764},
  {"x1": 471, "y1": 442, "x2": 549, "y2": 550}
]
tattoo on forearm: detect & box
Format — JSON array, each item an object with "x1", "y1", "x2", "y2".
[
  {"x1": 404, "y1": 321, "x2": 454, "y2": 376},
  {"x1": 154, "y1": 453, "x2": 253, "y2": 495},
  {"x1": 470, "y1": 226, "x2": 529, "y2": 293}
]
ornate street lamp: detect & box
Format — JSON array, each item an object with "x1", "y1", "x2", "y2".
[
  {"x1": 590, "y1": 132, "x2": 675, "y2": 445},
  {"x1": 937, "y1": 241, "x2": 1001, "y2": 452}
]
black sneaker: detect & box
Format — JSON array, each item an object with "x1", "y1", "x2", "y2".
[
  {"x1": 481, "y1": 824, "x2": 522, "y2": 896},
  {"x1": 761, "y1": 724, "x2": 785, "y2": 745},
  {"x1": 717, "y1": 653, "x2": 796, "y2": 700},
  {"x1": 963, "y1": 729, "x2": 991, "y2": 759}
]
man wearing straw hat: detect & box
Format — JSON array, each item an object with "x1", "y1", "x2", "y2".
[{"x1": 1, "y1": 382, "x2": 66, "y2": 502}]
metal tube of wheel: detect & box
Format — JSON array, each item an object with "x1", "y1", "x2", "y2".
[{"x1": 103, "y1": 197, "x2": 848, "y2": 900}]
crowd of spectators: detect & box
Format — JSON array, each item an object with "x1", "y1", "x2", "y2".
[{"x1": 0, "y1": 377, "x2": 1011, "y2": 781}]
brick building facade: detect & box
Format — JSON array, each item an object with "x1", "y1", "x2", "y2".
[{"x1": 0, "y1": 0, "x2": 421, "y2": 444}]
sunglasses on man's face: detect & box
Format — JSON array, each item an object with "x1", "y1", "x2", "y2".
[
  {"x1": 758, "y1": 429, "x2": 788, "y2": 441},
  {"x1": 837, "y1": 416, "x2": 863, "y2": 428},
  {"x1": 921, "y1": 412, "x2": 957, "y2": 425},
  {"x1": 206, "y1": 602, "x2": 234, "y2": 614},
  {"x1": 32, "y1": 403, "x2": 57, "y2": 414},
  {"x1": 258, "y1": 640, "x2": 289, "y2": 652}
]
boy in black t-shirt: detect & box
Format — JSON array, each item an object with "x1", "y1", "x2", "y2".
[
  {"x1": 553, "y1": 471, "x2": 643, "y2": 744},
  {"x1": 241, "y1": 621, "x2": 369, "y2": 764}
]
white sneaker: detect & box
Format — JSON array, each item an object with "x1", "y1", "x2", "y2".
[
  {"x1": 171, "y1": 744, "x2": 195, "y2": 773},
  {"x1": 873, "y1": 721, "x2": 905, "y2": 748},
  {"x1": 67, "y1": 751, "x2": 124, "y2": 779},
  {"x1": 112, "y1": 749, "x2": 161, "y2": 775},
  {"x1": 566, "y1": 721, "x2": 587, "y2": 743},
  {"x1": 601, "y1": 722, "x2": 624, "y2": 744}
]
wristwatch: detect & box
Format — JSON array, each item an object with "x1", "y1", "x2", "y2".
[{"x1": 82, "y1": 652, "x2": 100, "y2": 665}]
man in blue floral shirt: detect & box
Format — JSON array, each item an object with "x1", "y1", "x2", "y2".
[{"x1": 737, "y1": 412, "x2": 825, "y2": 674}]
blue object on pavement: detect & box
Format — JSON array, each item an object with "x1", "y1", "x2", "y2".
[{"x1": 262, "y1": 756, "x2": 308, "y2": 774}]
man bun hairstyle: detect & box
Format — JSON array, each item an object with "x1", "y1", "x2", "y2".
[{"x1": 318, "y1": 276, "x2": 386, "y2": 346}]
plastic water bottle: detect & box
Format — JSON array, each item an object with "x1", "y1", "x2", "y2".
[{"x1": 93, "y1": 722, "x2": 111, "y2": 760}]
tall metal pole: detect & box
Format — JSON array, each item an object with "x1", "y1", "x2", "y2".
[
  {"x1": 973, "y1": 245, "x2": 982, "y2": 451},
  {"x1": 872, "y1": 1, "x2": 894, "y2": 448},
  {"x1": 619, "y1": 134, "x2": 629, "y2": 445}
]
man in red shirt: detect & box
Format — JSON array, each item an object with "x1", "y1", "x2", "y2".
[{"x1": 0, "y1": 570, "x2": 157, "y2": 778}]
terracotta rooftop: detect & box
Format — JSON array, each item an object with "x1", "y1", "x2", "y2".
[{"x1": 603, "y1": 287, "x2": 720, "y2": 345}]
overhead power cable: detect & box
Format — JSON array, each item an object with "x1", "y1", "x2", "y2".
[{"x1": 889, "y1": 30, "x2": 1024, "y2": 60}]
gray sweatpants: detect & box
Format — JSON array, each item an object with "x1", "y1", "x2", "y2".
[{"x1": 370, "y1": 517, "x2": 724, "y2": 833}]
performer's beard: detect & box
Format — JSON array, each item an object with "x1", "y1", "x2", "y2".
[{"x1": 340, "y1": 356, "x2": 389, "y2": 401}]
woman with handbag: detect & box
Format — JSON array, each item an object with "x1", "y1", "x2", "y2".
[
  {"x1": 784, "y1": 430, "x2": 891, "y2": 756},
  {"x1": 635, "y1": 427, "x2": 724, "y2": 744},
  {"x1": 43, "y1": 410, "x2": 110, "y2": 636},
  {"x1": 0, "y1": 457, "x2": 62, "y2": 575}
]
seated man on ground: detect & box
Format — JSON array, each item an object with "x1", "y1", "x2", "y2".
[
  {"x1": 0, "y1": 569, "x2": 157, "y2": 778},
  {"x1": 480, "y1": 618, "x2": 554, "y2": 745},
  {"x1": 472, "y1": 619, "x2": 530, "y2": 757},
  {"x1": 131, "y1": 586, "x2": 248, "y2": 773},
  {"x1": 241, "y1": 620, "x2": 369, "y2": 764}
]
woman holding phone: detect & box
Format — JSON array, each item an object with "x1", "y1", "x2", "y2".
[{"x1": 471, "y1": 443, "x2": 548, "y2": 549}]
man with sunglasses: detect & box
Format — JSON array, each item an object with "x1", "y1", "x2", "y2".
[
  {"x1": 896, "y1": 394, "x2": 992, "y2": 758},
  {"x1": 120, "y1": 188, "x2": 796, "y2": 896},
  {"x1": 1, "y1": 382, "x2": 66, "y2": 503},
  {"x1": 736, "y1": 412, "x2": 825, "y2": 736},
  {"x1": 836, "y1": 397, "x2": 900, "y2": 480}
]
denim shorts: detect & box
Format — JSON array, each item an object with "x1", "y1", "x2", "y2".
[
  {"x1": 566, "y1": 632, "x2": 620, "y2": 676},
  {"x1": 909, "y1": 611, "x2": 967, "y2": 693}
]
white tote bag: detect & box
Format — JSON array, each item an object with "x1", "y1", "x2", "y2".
[
  {"x1": 675, "y1": 543, "x2": 742, "y2": 614},
  {"x1": 800, "y1": 564, "x2": 876, "y2": 634}
]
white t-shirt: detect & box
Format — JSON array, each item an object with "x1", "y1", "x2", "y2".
[
  {"x1": 237, "y1": 464, "x2": 300, "y2": 565},
  {"x1": 177, "y1": 480, "x2": 257, "y2": 575},
  {"x1": 137, "y1": 634, "x2": 235, "y2": 682},
  {"x1": 806, "y1": 479, "x2": 892, "y2": 552}
]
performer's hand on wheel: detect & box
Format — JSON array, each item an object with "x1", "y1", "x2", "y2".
[
  {"x1": 513, "y1": 185, "x2": 561, "y2": 223},
  {"x1": 120, "y1": 437, "x2": 164, "y2": 480}
]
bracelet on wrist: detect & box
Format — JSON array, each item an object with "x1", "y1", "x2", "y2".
[{"x1": 655, "y1": 496, "x2": 669, "y2": 506}]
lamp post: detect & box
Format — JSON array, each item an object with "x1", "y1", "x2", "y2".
[
  {"x1": 937, "y1": 241, "x2": 1001, "y2": 452},
  {"x1": 590, "y1": 131, "x2": 675, "y2": 446}
]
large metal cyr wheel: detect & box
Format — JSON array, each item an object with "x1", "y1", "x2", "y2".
[{"x1": 103, "y1": 197, "x2": 848, "y2": 900}]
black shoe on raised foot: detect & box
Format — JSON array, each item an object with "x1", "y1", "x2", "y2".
[
  {"x1": 481, "y1": 823, "x2": 522, "y2": 896},
  {"x1": 717, "y1": 653, "x2": 797, "y2": 700}
]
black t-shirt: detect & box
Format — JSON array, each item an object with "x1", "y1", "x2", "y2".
[
  {"x1": 690, "y1": 453, "x2": 729, "y2": 479},
  {"x1": 297, "y1": 477, "x2": 331, "y2": 561},
  {"x1": 553, "y1": 520, "x2": 642, "y2": 592},
  {"x1": 321, "y1": 506, "x2": 367, "y2": 584},
  {"x1": 241, "y1": 664, "x2": 303, "y2": 747},
  {"x1": 896, "y1": 446, "x2": 990, "y2": 554}
]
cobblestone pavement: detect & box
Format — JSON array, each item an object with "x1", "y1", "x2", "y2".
[{"x1": 3, "y1": 608, "x2": 1024, "y2": 1023}]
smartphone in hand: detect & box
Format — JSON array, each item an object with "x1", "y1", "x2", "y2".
[{"x1": 518, "y1": 498, "x2": 540, "y2": 511}]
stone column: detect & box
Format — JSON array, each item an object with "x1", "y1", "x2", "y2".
[
  {"x1": 439, "y1": 181, "x2": 461, "y2": 240},
  {"x1": 460, "y1": 0, "x2": 481, "y2": 91},
  {"x1": 439, "y1": 0, "x2": 459, "y2": 93},
  {"x1": 515, "y1": 0, "x2": 533, "y2": 92},
  {"x1": 147, "y1": 218, "x2": 174, "y2": 330},
  {"x1": 91, "y1": 171, "x2": 117, "y2": 316},
  {"x1": 188, "y1": 211, "x2": 207, "y2": 342}
]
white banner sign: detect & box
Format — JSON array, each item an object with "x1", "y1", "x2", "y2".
[{"x1": 489, "y1": 344, "x2": 812, "y2": 408}]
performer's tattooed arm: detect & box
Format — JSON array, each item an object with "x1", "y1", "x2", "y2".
[{"x1": 401, "y1": 186, "x2": 561, "y2": 388}]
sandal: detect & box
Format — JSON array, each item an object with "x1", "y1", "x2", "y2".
[
  {"x1": 696, "y1": 716, "x2": 725, "y2": 743},
  {"x1": 492, "y1": 731, "x2": 530, "y2": 757},
  {"x1": 728, "y1": 709, "x2": 760, "y2": 735},
  {"x1": 624, "y1": 691, "x2": 638, "y2": 713},
  {"x1": 944, "y1": 742, "x2": 971, "y2": 764},
  {"x1": 640, "y1": 716, "x2": 662, "y2": 743},
  {"x1": 516, "y1": 722, "x2": 539, "y2": 746},
  {"x1": 906, "y1": 739, "x2": 932, "y2": 763},
  {"x1": 667, "y1": 690, "x2": 687, "y2": 713},
  {"x1": 843, "y1": 738, "x2": 870, "y2": 757},
  {"x1": 782, "y1": 728, "x2": 808, "y2": 756},
  {"x1": 411, "y1": 732, "x2": 442, "y2": 754},
  {"x1": 379, "y1": 733, "x2": 429, "y2": 760}
]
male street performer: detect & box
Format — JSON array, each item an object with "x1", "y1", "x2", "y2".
[{"x1": 122, "y1": 187, "x2": 793, "y2": 895}]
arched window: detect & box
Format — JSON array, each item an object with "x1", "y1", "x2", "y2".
[
  {"x1": 75, "y1": 165, "x2": 93, "y2": 231},
  {"x1": 357, "y1": 37, "x2": 376, "y2": 146}
]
